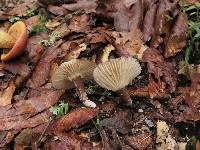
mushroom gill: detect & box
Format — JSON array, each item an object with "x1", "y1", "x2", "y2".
[{"x1": 93, "y1": 57, "x2": 141, "y2": 105}]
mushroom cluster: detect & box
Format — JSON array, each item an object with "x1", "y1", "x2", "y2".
[
  {"x1": 52, "y1": 56, "x2": 141, "y2": 108},
  {"x1": 0, "y1": 21, "x2": 28, "y2": 61}
]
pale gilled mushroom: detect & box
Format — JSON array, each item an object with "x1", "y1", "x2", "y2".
[
  {"x1": 93, "y1": 57, "x2": 141, "y2": 106},
  {"x1": 52, "y1": 59, "x2": 97, "y2": 108}
]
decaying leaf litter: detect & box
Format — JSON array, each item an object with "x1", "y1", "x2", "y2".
[{"x1": 0, "y1": 0, "x2": 199, "y2": 149}]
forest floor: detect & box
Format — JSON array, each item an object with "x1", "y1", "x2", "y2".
[{"x1": 0, "y1": 0, "x2": 199, "y2": 149}]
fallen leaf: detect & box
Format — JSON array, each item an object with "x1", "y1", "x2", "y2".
[
  {"x1": 25, "y1": 15, "x2": 40, "y2": 31},
  {"x1": 38, "y1": 0, "x2": 69, "y2": 5},
  {"x1": 0, "y1": 89, "x2": 64, "y2": 119},
  {"x1": 27, "y1": 47, "x2": 62, "y2": 88},
  {"x1": 68, "y1": 14, "x2": 91, "y2": 32},
  {"x1": 48, "y1": 107, "x2": 98, "y2": 134},
  {"x1": 0, "y1": 81, "x2": 15, "y2": 106},
  {"x1": 129, "y1": 0, "x2": 144, "y2": 30},
  {"x1": 44, "y1": 132, "x2": 93, "y2": 150},
  {"x1": 100, "y1": 110, "x2": 131, "y2": 134},
  {"x1": 53, "y1": 23, "x2": 70, "y2": 38},
  {"x1": 164, "y1": 12, "x2": 188, "y2": 58},
  {"x1": 128, "y1": 77, "x2": 170, "y2": 99},
  {"x1": 143, "y1": 4, "x2": 158, "y2": 42},
  {"x1": 150, "y1": 0, "x2": 179, "y2": 48},
  {"x1": 0, "y1": 131, "x2": 15, "y2": 148},
  {"x1": 47, "y1": 5, "x2": 66, "y2": 16},
  {"x1": 3, "y1": 62, "x2": 31, "y2": 77},
  {"x1": 0, "y1": 110, "x2": 51, "y2": 131},
  {"x1": 26, "y1": 32, "x2": 48, "y2": 60},
  {"x1": 142, "y1": 48, "x2": 177, "y2": 93},
  {"x1": 125, "y1": 133, "x2": 152, "y2": 150},
  {"x1": 110, "y1": 29, "x2": 144, "y2": 58},
  {"x1": 8, "y1": 1, "x2": 36, "y2": 17},
  {"x1": 63, "y1": 43, "x2": 87, "y2": 61},
  {"x1": 15, "y1": 128, "x2": 33, "y2": 146},
  {"x1": 62, "y1": 0, "x2": 97, "y2": 14}
]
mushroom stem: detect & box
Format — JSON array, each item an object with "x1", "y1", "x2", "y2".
[
  {"x1": 73, "y1": 76, "x2": 96, "y2": 108},
  {"x1": 117, "y1": 88, "x2": 132, "y2": 106}
]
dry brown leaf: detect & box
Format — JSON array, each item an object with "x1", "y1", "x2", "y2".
[
  {"x1": 25, "y1": 32, "x2": 48, "y2": 60},
  {"x1": 128, "y1": 78, "x2": 170, "y2": 99},
  {"x1": 47, "y1": 5, "x2": 66, "y2": 16},
  {"x1": 164, "y1": 12, "x2": 188, "y2": 58},
  {"x1": 48, "y1": 107, "x2": 98, "y2": 134},
  {"x1": 62, "y1": 0, "x2": 97, "y2": 13},
  {"x1": 129, "y1": 0, "x2": 144, "y2": 30},
  {"x1": 68, "y1": 14, "x2": 91, "y2": 32},
  {"x1": 0, "y1": 89, "x2": 64, "y2": 119},
  {"x1": 27, "y1": 47, "x2": 62, "y2": 88},
  {"x1": 3, "y1": 62, "x2": 31, "y2": 77},
  {"x1": 44, "y1": 132, "x2": 93, "y2": 150},
  {"x1": 125, "y1": 133, "x2": 152, "y2": 150},
  {"x1": 143, "y1": 4, "x2": 158, "y2": 42},
  {"x1": 0, "y1": 81, "x2": 15, "y2": 106},
  {"x1": 8, "y1": 1, "x2": 35, "y2": 17},
  {"x1": 0, "y1": 110, "x2": 51, "y2": 131},
  {"x1": 25, "y1": 15, "x2": 40, "y2": 31},
  {"x1": 64, "y1": 43, "x2": 87, "y2": 61},
  {"x1": 15, "y1": 128, "x2": 32, "y2": 146},
  {"x1": 111, "y1": 29, "x2": 143, "y2": 57},
  {"x1": 50, "y1": 24, "x2": 70, "y2": 42},
  {"x1": 142, "y1": 48, "x2": 177, "y2": 93}
]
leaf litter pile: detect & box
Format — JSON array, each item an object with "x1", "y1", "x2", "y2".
[{"x1": 0, "y1": 0, "x2": 200, "y2": 149}]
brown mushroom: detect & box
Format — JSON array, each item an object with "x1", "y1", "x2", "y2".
[
  {"x1": 1, "y1": 21, "x2": 28, "y2": 61},
  {"x1": 93, "y1": 57, "x2": 141, "y2": 106},
  {"x1": 52, "y1": 59, "x2": 97, "y2": 108}
]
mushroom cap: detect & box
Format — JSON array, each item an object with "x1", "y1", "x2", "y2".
[
  {"x1": 0, "y1": 30, "x2": 15, "y2": 48},
  {"x1": 93, "y1": 57, "x2": 141, "y2": 91},
  {"x1": 1, "y1": 21, "x2": 28, "y2": 61},
  {"x1": 52, "y1": 59, "x2": 96, "y2": 89}
]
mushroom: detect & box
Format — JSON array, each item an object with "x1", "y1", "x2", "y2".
[
  {"x1": 0, "y1": 30, "x2": 15, "y2": 48},
  {"x1": 52, "y1": 59, "x2": 97, "y2": 108},
  {"x1": 1, "y1": 21, "x2": 28, "y2": 61},
  {"x1": 93, "y1": 57, "x2": 141, "y2": 105}
]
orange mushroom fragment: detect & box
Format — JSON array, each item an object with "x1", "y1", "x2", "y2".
[
  {"x1": 1, "y1": 21, "x2": 28, "y2": 61},
  {"x1": 0, "y1": 30, "x2": 16, "y2": 48}
]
